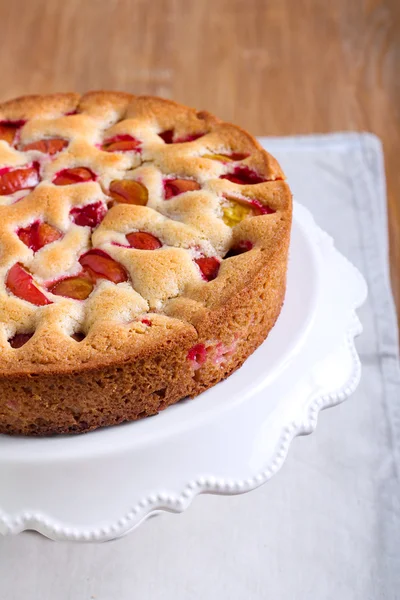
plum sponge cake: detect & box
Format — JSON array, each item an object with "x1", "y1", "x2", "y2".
[{"x1": 0, "y1": 91, "x2": 292, "y2": 435}]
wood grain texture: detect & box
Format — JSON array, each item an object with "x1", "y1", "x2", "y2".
[{"x1": 0, "y1": 0, "x2": 399, "y2": 320}]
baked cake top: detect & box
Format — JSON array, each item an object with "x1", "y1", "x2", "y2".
[{"x1": 0, "y1": 92, "x2": 291, "y2": 375}]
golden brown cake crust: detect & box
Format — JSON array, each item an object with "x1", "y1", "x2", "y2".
[{"x1": 0, "y1": 91, "x2": 292, "y2": 435}]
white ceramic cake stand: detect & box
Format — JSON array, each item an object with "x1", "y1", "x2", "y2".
[{"x1": 0, "y1": 203, "x2": 367, "y2": 542}]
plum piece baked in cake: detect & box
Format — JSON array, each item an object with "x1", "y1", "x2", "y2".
[{"x1": 0, "y1": 92, "x2": 292, "y2": 435}]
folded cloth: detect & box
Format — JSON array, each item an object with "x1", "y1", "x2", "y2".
[{"x1": 0, "y1": 133, "x2": 398, "y2": 600}]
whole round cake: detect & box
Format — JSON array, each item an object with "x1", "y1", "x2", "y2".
[{"x1": 0, "y1": 91, "x2": 292, "y2": 436}]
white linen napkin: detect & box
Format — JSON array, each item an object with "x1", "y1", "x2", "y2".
[{"x1": 0, "y1": 133, "x2": 398, "y2": 600}]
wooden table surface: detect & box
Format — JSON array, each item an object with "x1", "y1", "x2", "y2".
[{"x1": 1, "y1": 0, "x2": 399, "y2": 321}]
